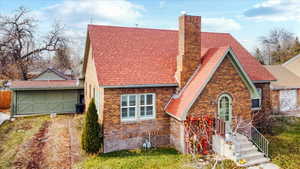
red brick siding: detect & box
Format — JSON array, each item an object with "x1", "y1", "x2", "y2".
[
  {"x1": 102, "y1": 87, "x2": 176, "y2": 153},
  {"x1": 254, "y1": 83, "x2": 272, "y2": 114},
  {"x1": 270, "y1": 90, "x2": 280, "y2": 114},
  {"x1": 177, "y1": 15, "x2": 201, "y2": 88},
  {"x1": 188, "y1": 56, "x2": 252, "y2": 122}
]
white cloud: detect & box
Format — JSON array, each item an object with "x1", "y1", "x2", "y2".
[
  {"x1": 32, "y1": 0, "x2": 145, "y2": 58},
  {"x1": 38, "y1": 0, "x2": 145, "y2": 28},
  {"x1": 244, "y1": 0, "x2": 300, "y2": 21},
  {"x1": 202, "y1": 18, "x2": 241, "y2": 32}
]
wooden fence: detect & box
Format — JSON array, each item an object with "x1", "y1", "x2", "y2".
[{"x1": 0, "y1": 90, "x2": 12, "y2": 109}]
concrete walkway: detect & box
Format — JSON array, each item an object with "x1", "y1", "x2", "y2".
[
  {"x1": 0, "y1": 112, "x2": 9, "y2": 125},
  {"x1": 248, "y1": 163, "x2": 281, "y2": 169}
]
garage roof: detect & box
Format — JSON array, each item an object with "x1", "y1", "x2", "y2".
[
  {"x1": 10, "y1": 80, "x2": 83, "y2": 90},
  {"x1": 264, "y1": 65, "x2": 300, "y2": 90}
]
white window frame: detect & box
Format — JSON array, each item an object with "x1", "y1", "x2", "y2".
[
  {"x1": 217, "y1": 93, "x2": 232, "y2": 122},
  {"x1": 252, "y1": 88, "x2": 262, "y2": 110},
  {"x1": 120, "y1": 93, "x2": 156, "y2": 122}
]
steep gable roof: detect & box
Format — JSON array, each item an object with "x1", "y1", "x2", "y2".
[
  {"x1": 83, "y1": 25, "x2": 275, "y2": 87},
  {"x1": 165, "y1": 47, "x2": 260, "y2": 120},
  {"x1": 32, "y1": 68, "x2": 70, "y2": 80}
]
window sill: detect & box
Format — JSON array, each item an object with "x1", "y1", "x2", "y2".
[
  {"x1": 121, "y1": 117, "x2": 155, "y2": 123},
  {"x1": 251, "y1": 107, "x2": 261, "y2": 111}
]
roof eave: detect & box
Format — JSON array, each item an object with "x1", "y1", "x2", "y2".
[
  {"x1": 101, "y1": 83, "x2": 178, "y2": 88},
  {"x1": 11, "y1": 86, "x2": 83, "y2": 91}
]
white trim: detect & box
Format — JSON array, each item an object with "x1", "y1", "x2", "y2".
[
  {"x1": 120, "y1": 93, "x2": 156, "y2": 122},
  {"x1": 282, "y1": 53, "x2": 300, "y2": 66},
  {"x1": 165, "y1": 111, "x2": 183, "y2": 121},
  {"x1": 229, "y1": 49, "x2": 260, "y2": 99},
  {"x1": 271, "y1": 86, "x2": 300, "y2": 90},
  {"x1": 253, "y1": 80, "x2": 273, "y2": 83},
  {"x1": 217, "y1": 93, "x2": 232, "y2": 121},
  {"x1": 102, "y1": 83, "x2": 178, "y2": 88}
]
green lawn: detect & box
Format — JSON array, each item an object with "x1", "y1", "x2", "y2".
[
  {"x1": 267, "y1": 117, "x2": 300, "y2": 169},
  {"x1": 0, "y1": 115, "x2": 49, "y2": 168},
  {"x1": 75, "y1": 148, "x2": 244, "y2": 169},
  {"x1": 75, "y1": 148, "x2": 193, "y2": 169}
]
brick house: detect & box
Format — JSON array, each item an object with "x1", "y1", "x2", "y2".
[{"x1": 82, "y1": 15, "x2": 275, "y2": 154}]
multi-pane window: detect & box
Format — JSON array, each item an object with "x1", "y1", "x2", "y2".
[
  {"x1": 121, "y1": 93, "x2": 155, "y2": 121},
  {"x1": 218, "y1": 94, "x2": 232, "y2": 122}
]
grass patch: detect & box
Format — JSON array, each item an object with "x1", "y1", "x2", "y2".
[
  {"x1": 267, "y1": 117, "x2": 300, "y2": 169},
  {"x1": 75, "y1": 148, "x2": 194, "y2": 169},
  {"x1": 0, "y1": 115, "x2": 49, "y2": 168},
  {"x1": 75, "y1": 148, "x2": 244, "y2": 169}
]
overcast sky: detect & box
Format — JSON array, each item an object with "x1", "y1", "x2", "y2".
[{"x1": 1, "y1": 0, "x2": 300, "y2": 55}]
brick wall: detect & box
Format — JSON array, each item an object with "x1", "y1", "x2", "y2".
[
  {"x1": 270, "y1": 90, "x2": 280, "y2": 113},
  {"x1": 188, "y1": 56, "x2": 252, "y2": 122},
  {"x1": 102, "y1": 87, "x2": 176, "y2": 153},
  {"x1": 176, "y1": 15, "x2": 201, "y2": 88},
  {"x1": 170, "y1": 118, "x2": 185, "y2": 153},
  {"x1": 254, "y1": 83, "x2": 272, "y2": 114}
]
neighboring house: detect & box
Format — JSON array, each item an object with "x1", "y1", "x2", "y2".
[
  {"x1": 282, "y1": 53, "x2": 300, "y2": 76},
  {"x1": 82, "y1": 14, "x2": 275, "y2": 158},
  {"x1": 265, "y1": 55, "x2": 300, "y2": 113},
  {"x1": 10, "y1": 68, "x2": 84, "y2": 116}
]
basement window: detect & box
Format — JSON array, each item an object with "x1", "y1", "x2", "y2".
[{"x1": 120, "y1": 93, "x2": 155, "y2": 121}]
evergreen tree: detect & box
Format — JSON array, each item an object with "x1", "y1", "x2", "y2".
[{"x1": 81, "y1": 99, "x2": 102, "y2": 154}]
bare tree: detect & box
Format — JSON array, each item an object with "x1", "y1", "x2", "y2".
[
  {"x1": 255, "y1": 28, "x2": 295, "y2": 65},
  {"x1": 0, "y1": 7, "x2": 67, "y2": 80},
  {"x1": 52, "y1": 44, "x2": 72, "y2": 71}
]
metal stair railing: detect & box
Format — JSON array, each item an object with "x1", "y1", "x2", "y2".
[{"x1": 239, "y1": 125, "x2": 269, "y2": 157}]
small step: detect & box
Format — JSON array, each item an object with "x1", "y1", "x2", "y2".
[
  {"x1": 236, "y1": 146, "x2": 258, "y2": 154},
  {"x1": 235, "y1": 141, "x2": 253, "y2": 149},
  {"x1": 238, "y1": 157, "x2": 270, "y2": 167},
  {"x1": 236, "y1": 151, "x2": 265, "y2": 161}
]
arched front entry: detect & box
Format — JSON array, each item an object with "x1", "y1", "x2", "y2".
[{"x1": 218, "y1": 94, "x2": 232, "y2": 135}]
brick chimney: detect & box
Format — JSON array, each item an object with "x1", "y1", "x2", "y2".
[{"x1": 176, "y1": 14, "x2": 201, "y2": 88}]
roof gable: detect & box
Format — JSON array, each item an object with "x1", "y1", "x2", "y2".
[
  {"x1": 83, "y1": 25, "x2": 275, "y2": 87},
  {"x1": 265, "y1": 65, "x2": 300, "y2": 89},
  {"x1": 283, "y1": 53, "x2": 300, "y2": 66},
  {"x1": 165, "y1": 47, "x2": 259, "y2": 121},
  {"x1": 33, "y1": 68, "x2": 69, "y2": 80}
]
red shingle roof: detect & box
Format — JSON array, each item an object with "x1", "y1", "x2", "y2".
[
  {"x1": 165, "y1": 47, "x2": 230, "y2": 119},
  {"x1": 11, "y1": 80, "x2": 81, "y2": 90},
  {"x1": 87, "y1": 25, "x2": 275, "y2": 86}
]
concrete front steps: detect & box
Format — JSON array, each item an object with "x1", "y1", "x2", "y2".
[{"x1": 233, "y1": 134, "x2": 272, "y2": 168}]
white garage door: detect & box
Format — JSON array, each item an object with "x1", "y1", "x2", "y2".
[{"x1": 280, "y1": 90, "x2": 297, "y2": 112}]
